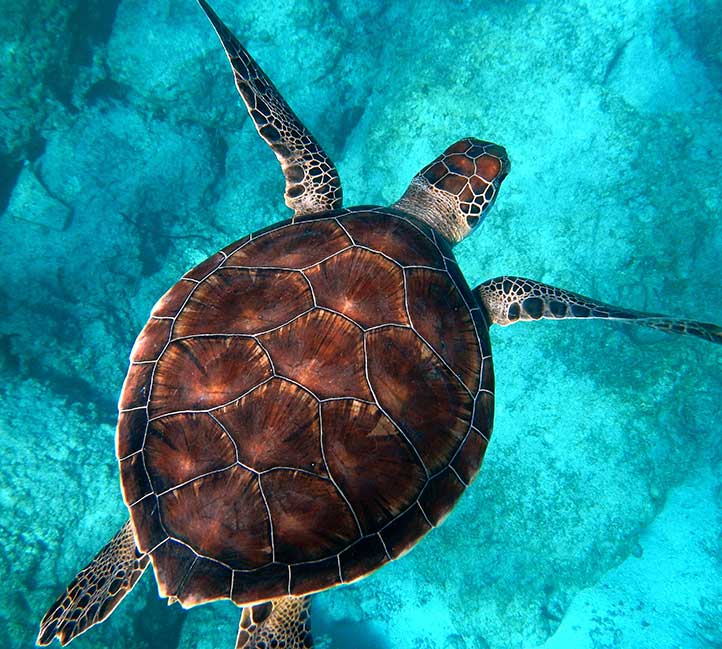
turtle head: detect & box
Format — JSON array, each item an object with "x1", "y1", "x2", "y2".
[{"x1": 392, "y1": 138, "x2": 510, "y2": 244}]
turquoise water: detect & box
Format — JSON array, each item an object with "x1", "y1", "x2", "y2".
[{"x1": 1, "y1": 0, "x2": 721, "y2": 648}]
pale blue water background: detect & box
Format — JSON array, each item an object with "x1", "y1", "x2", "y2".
[{"x1": 1, "y1": 1, "x2": 721, "y2": 648}]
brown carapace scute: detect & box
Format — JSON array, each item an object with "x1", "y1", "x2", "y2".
[{"x1": 394, "y1": 137, "x2": 510, "y2": 243}]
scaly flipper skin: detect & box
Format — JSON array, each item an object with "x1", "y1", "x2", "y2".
[
  {"x1": 475, "y1": 276, "x2": 722, "y2": 344},
  {"x1": 37, "y1": 521, "x2": 149, "y2": 646},
  {"x1": 236, "y1": 596, "x2": 313, "y2": 649},
  {"x1": 198, "y1": 0, "x2": 342, "y2": 218}
]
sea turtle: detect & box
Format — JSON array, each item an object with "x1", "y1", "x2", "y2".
[{"x1": 37, "y1": 1, "x2": 722, "y2": 647}]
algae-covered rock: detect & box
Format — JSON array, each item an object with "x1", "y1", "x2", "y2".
[
  {"x1": 0, "y1": 0, "x2": 117, "y2": 199},
  {"x1": 106, "y1": 0, "x2": 225, "y2": 124},
  {"x1": 539, "y1": 467, "x2": 722, "y2": 649},
  {"x1": 671, "y1": 0, "x2": 722, "y2": 89}
]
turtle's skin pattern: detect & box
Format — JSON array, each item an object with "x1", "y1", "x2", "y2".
[
  {"x1": 36, "y1": 522, "x2": 149, "y2": 645},
  {"x1": 117, "y1": 206, "x2": 494, "y2": 608}
]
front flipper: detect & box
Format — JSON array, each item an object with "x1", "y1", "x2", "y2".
[
  {"x1": 37, "y1": 520, "x2": 149, "y2": 646},
  {"x1": 236, "y1": 596, "x2": 313, "y2": 649},
  {"x1": 475, "y1": 276, "x2": 722, "y2": 344},
  {"x1": 198, "y1": 0, "x2": 342, "y2": 218}
]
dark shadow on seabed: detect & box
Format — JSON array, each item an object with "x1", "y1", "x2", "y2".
[{"x1": 314, "y1": 606, "x2": 390, "y2": 649}]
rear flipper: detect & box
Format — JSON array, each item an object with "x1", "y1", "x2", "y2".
[
  {"x1": 37, "y1": 520, "x2": 149, "y2": 646},
  {"x1": 475, "y1": 276, "x2": 722, "y2": 344},
  {"x1": 236, "y1": 596, "x2": 312, "y2": 649}
]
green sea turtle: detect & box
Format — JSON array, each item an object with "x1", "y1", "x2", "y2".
[{"x1": 37, "y1": 1, "x2": 722, "y2": 647}]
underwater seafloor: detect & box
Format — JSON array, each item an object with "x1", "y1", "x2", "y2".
[{"x1": 1, "y1": 0, "x2": 721, "y2": 648}]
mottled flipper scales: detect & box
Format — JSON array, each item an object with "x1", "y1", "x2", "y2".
[
  {"x1": 37, "y1": 520, "x2": 149, "y2": 646},
  {"x1": 198, "y1": 0, "x2": 342, "y2": 218},
  {"x1": 236, "y1": 596, "x2": 313, "y2": 649},
  {"x1": 475, "y1": 276, "x2": 722, "y2": 344}
]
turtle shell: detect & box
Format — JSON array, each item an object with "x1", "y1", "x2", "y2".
[{"x1": 116, "y1": 206, "x2": 494, "y2": 608}]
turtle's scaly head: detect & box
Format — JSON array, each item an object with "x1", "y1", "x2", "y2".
[{"x1": 393, "y1": 138, "x2": 510, "y2": 244}]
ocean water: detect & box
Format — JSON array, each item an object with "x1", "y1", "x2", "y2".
[{"x1": 1, "y1": 0, "x2": 720, "y2": 648}]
